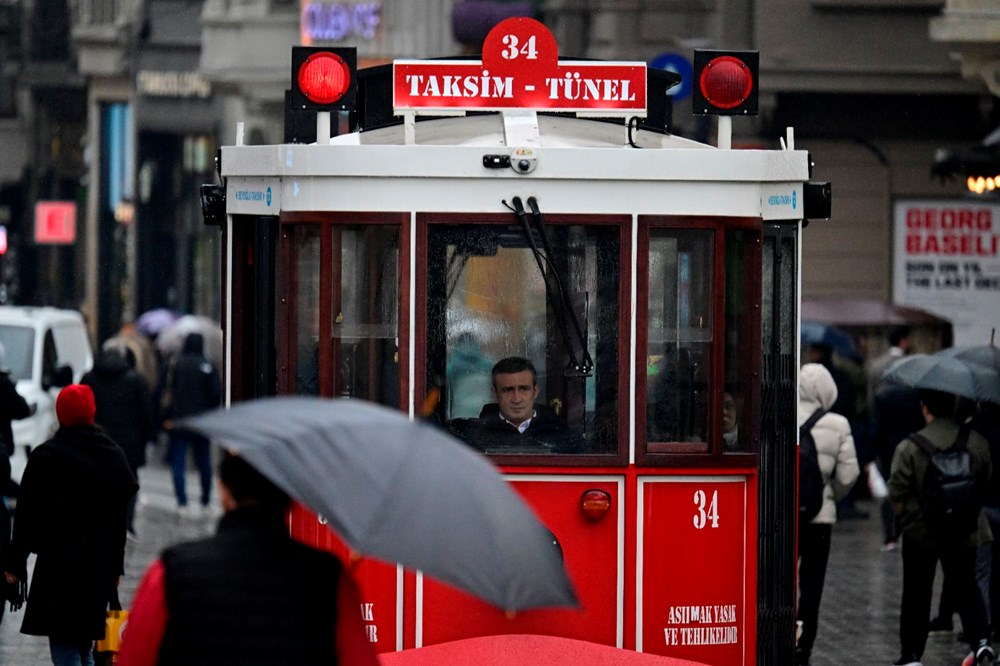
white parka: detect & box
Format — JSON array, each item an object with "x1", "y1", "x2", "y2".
[{"x1": 798, "y1": 363, "x2": 861, "y2": 524}]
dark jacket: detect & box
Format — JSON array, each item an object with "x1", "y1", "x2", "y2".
[
  {"x1": 871, "y1": 381, "x2": 924, "y2": 468},
  {"x1": 167, "y1": 333, "x2": 221, "y2": 420},
  {"x1": 0, "y1": 370, "x2": 30, "y2": 456},
  {"x1": 7, "y1": 424, "x2": 137, "y2": 640},
  {"x1": 82, "y1": 349, "x2": 155, "y2": 470},
  {"x1": 158, "y1": 508, "x2": 342, "y2": 666},
  {"x1": 451, "y1": 403, "x2": 584, "y2": 453},
  {"x1": 888, "y1": 416, "x2": 992, "y2": 548},
  {"x1": 973, "y1": 405, "x2": 1000, "y2": 509}
]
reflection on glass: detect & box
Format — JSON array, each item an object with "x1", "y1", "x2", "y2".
[
  {"x1": 330, "y1": 226, "x2": 400, "y2": 407},
  {"x1": 428, "y1": 223, "x2": 620, "y2": 455},
  {"x1": 646, "y1": 230, "x2": 712, "y2": 444},
  {"x1": 0, "y1": 326, "x2": 34, "y2": 382},
  {"x1": 294, "y1": 228, "x2": 320, "y2": 395}
]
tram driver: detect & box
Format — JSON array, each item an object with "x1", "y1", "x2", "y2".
[{"x1": 449, "y1": 357, "x2": 584, "y2": 454}]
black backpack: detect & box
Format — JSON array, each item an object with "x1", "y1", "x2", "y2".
[
  {"x1": 799, "y1": 408, "x2": 828, "y2": 523},
  {"x1": 910, "y1": 425, "x2": 981, "y2": 535}
]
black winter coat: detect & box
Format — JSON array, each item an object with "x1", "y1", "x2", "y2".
[
  {"x1": 167, "y1": 334, "x2": 221, "y2": 419},
  {"x1": 0, "y1": 370, "x2": 30, "y2": 456},
  {"x1": 7, "y1": 425, "x2": 138, "y2": 640},
  {"x1": 82, "y1": 349, "x2": 155, "y2": 469},
  {"x1": 450, "y1": 403, "x2": 584, "y2": 453}
]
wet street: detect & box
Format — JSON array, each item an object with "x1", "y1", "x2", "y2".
[{"x1": 0, "y1": 461, "x2": 982, "y2": 665}]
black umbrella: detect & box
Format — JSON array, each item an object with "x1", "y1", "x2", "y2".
[
  {"x1": 178, "y1": 397, "x2": 578, "y2": 612},
  {"x1": 883, "y1": 353, "x2": 1000, "y2": 405}
]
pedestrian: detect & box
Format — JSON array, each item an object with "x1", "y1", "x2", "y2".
[
  {"x1": 888, "y1": 388, "x2": 995, "y2": 666},
  {"x1": 0, "y1": 340, "x2": 29, "y2": 627},
  {"x1": 117, "y1": 451, "x2": 378, "y2": 665},
  {"x1": 161, "y1": 333, "x2": 221, "y2": 517},
  {"x1": 806, "y1": 343, "x2": 867, "y2": 519},
  {"x1": 871, "y1": 380, "x2": 925, "y2": 553},
  {"x1": 3, "y1": 384, "x2": 138, "y2": 666},
  {"x1": 795, "y1": 363, "x2": 860, "y2": 666},
  {"x1": 866, "y1": 327, "x2": 912, "y2": 413},
  {"x1": 82, "y1": 343, "x2": 155, "y2": 536}
]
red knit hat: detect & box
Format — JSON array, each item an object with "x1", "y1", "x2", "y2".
[{"x1": 56, "y1": 384, "x2": 96, "y2": 427}]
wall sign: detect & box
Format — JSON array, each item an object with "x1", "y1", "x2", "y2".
[
  {"x1": 301, "y1": 1, "x2": 381, "y2": 45},
  {"x1": 892, "y1": 199, "x2": 1000, "y2": 346},
  {"x1": 35, "y1": 201, "x2": 76, "y2": 245}
]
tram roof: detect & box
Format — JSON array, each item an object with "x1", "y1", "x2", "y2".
[
  {"x1": 220, "y1": 112, "x2": 813, "y2": 219},
  {"x1": 223, "y1": 113, "x2": 807, "y2": 180}
]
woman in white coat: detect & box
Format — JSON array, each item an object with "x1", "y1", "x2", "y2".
[{"x1": 795, "y1": 363, "x2": 860, "y2": 666}]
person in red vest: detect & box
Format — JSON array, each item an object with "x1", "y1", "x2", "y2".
[{"x1": 119, "y1": 452, "x2": 377, "y2": 666}]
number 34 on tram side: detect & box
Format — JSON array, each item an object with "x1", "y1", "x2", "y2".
[{"x1": 209, "y1": 17, "x2": 831, "y2": 666}]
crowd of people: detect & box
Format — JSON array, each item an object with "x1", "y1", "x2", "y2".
[{"x1": 797, "y1": 327, "x2": 1000, "y2": 666}]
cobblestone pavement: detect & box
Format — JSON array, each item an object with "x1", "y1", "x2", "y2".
[
  {"x1": 810, "y1": 501, "x2": 974, "y2": 666},
  {"x1": 0, "y1": 461, "x2": 983, "y2": 666}
]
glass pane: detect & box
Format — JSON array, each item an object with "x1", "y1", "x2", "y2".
[
  {"x1": 428, "y1": 222, "x2": 620, "y2": 456},
  {"x1": 646, "y1": 229, "x2": 713, "y2": 445},
  {"x1": 330, "y1": 226, "x2": 400, "y2": 407},
  {"x1": 723, "y1": 229, "x2": 757, "y2": 452},
  {"x1": 0, "y1": 325, "x2": 34, "y2": 382},
  {"x1": 294, "y1": 227, "x2": 320, "y2": 395}
]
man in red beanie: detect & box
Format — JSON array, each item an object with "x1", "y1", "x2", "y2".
[{"x1": 3, "y1": 384, "x2": 138, "y2": 666}]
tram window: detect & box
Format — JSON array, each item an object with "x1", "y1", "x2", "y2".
[
  {"x1": 427, "y1": 222, "x2": 620, "y2": 456},
  {"x1": 289, "y1": 224, "x2": 401, "y2": 407},
  {"x1": 294, "y1": 227, "x2": 321, "y2": 395},
  {"x1": 645, "y1": 230, "x2": 713, "y2": 447},
  {"x1": 723, "y1": 229, "x2": 758, "y2": 453}
]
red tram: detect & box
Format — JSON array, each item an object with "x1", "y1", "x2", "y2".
[{"x1": 210, "y1": 18, "x2": 830, "y2": 665}]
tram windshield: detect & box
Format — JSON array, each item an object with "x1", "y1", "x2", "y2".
[{"x1": 426, "y1": 220, "x2": 621, "y2": 456}]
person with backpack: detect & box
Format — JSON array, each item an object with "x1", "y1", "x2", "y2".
[
  {"x1": 888, "y1": 388, "x2": 995, "y2": 666},
  {"x1": 795, "y1": 363, "x2": 860, "y2": 666}
]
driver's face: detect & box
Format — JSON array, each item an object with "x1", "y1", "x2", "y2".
[{"x1": 493, "y1": 370, "x2": 539, "y2": 425}]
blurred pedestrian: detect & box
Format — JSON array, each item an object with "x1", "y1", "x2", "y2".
[
  {"x1": 82, "y1": 344, "x2": 155, "y2": 537},
  {"x1": 871, "y1": 380, "x2": 924, "y2": 553},
  {"x1": 888, "y1": 389, "x2": 995, "y2": 666},
  {"x1": 975, "y1": 402, "x2": 1000, "y2": 638},
  {"x1": 3, "y1": 384, "x2": 138, "y2": 666},
  {"x1": 0, "y1": 340, "x2": 29, "y2": 628},
  {"x1": 118, "y1": 452, "x2": 378, "y2": 666},
  {"x1": 806, "y1": 343, "x2": 867, "y2": 519},
  {"x1": 795, "y1": 363, "x2": 860, "y2": 666},
  {"x1": 161, "y1": 333, "x2": 221, "y2": 517},
  {"x1": 866, "y1": 327, "x2": 911, "y2": 412}
]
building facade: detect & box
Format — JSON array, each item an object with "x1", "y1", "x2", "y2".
[{"x1": 0, "y1": 0, "x2": 994, "y2": 342}]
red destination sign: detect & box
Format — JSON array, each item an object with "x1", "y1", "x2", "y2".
[{"x1": 393, "y1": 17, "x2": 646, "y2": 114}]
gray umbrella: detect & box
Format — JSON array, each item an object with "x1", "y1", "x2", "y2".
[
  {"x1": 883, "y1": 353, "x2": 1000, "y2": 404},
  {"x1": 178, "y1": 396, "x2": 578, "y2": 612},
  {"x1": 937, "y1": 345, "x2": 1000, "y2": 374}
]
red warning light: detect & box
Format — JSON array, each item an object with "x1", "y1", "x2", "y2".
[
  {"x1": 699, "y1": 56, "x2": 752, "y2": 110},
  {"x1": 289, "y1": 46, "x2": 357, "y2": 111},
  {"x1": 297, "y1": 51, "x2": 352, "y2": 105},
  {"x1": 692, "y1": 50, "x2": 759, "y2": 116}
]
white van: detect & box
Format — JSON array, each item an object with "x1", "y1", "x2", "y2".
[{"x1": 0, "y1": 306, "x2": 94, "y2": 457}]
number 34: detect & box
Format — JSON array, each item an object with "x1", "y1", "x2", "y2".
[
  {"x1": 501, "y1": 34, "x2": 538, "y2": 60},
  {"x1": 693, "y1": 489, "x2": 720, "y2": 529}
]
